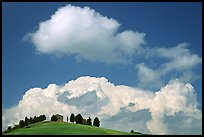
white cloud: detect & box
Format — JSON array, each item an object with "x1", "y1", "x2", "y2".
[
  {"x1": 135, "y1": 63, "x2": 163, "y2": 90},
  {"x1": 178, "y1": 70, "x2": 200, "y2": 83},
  {"x1": 2, "y1": 76, "x2": 202, "y2": 135},
  {"x1": 146, "y1": 79, "x2": 201, "y2": 134},
  {"x1": 156, "y1": 43, "x2": 202, "y2": 74},
  {"x1": 24, "y1": 4, "x2": 145, "y2": 64},
  {"x1": 136, "y1": 43, "x2": 202, "y2": 90}
]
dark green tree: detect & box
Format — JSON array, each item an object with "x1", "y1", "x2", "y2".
[
  {"x1": 7, "y1": 126, "x2": 12, "y2": 130},
  {"x1": 3, "y1": 126, "x2": 12, "y2": 134},
  {"x1": 43, "y1": 115, "x2": 46, "y2": 120},
  {"x1": 130, "y1": 130, "x2": 134, "y2": 133},
  {"x1": 13, "y1": 125, "x2": 19, "y2": 130},
  {"x1": 19, "y1": 120, "x2": 25, "y2": 128},
  {"x1": 25, "y1": 116, "x2": 29, "y2": 126},
  {"x1": 134, "y1": 131, "x2": 142, "y2": 134},
  {"x1": 93, "y1": 117, "x2": 100, "y2": 127},
  {"x1": 86, "y1": 117, "x2": 92, "y2": 126},
  {"x1": 51, "y1": 115, "x2": 58, "y2": 121},
  {"x1": 70, "y1": 113, "x2": 75, "y2": 123},
  {"x1": 82, "y1": 118, "x2": 86, "y2": 125},
  {"x1": 29, "y1": 117, "x2": 33, "y2": 124},
  {"x1": 33, "y1": 116, "x2": 37, "y2": 123},
  {"x1": 39, "y1": 115, "x2": 46, "y2": 121},
  {"x1": 75, "y1": 114, "x2": 83, "y2": 124},
  {"x1": 39, "y1": 115, "x2": 42, "y2": 121},
  {"x1": 36, "y1": 116, "x2": 41, "y2": 122}
]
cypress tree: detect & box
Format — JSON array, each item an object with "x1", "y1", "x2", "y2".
[
  {"x1": 93, "y1": 117, "x2": 100, "y2": 127},
  {"x1": 75, "y1": 114, "x2": 83, "y2": 124},
  {"x1": 19, "y1": 120, "x2": 25, "y2": 128},
  {"x1": 70, "y1": 113, "x2": 75, "y2": 123},
  {"x1": 24, "y1": 116, "x2": 29, "y2": 126}
]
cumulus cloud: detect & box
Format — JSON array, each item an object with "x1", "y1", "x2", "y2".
[
  {"x1": 146, "y1": 79, "x2": 201, "y2": 134},
  {"x1": 2, "y1": 76, "x2": 202, "y2": 135},
  {"x1": 24, "y1": 4, "x2": 145, "y2": 64}
]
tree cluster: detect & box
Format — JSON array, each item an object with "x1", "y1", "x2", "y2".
[
  {"x1": 19, "y1": 115, "x2": 46, "y2": 128},
  {"x1": 3, "y1": 114, "x2": 46, "y2": 134},
  {"x1": 130, "y1": 130, "x2": 142, "y2": 134},
  {"x1": 69, "y1": 113, "x2": 100, "y2": 127}
]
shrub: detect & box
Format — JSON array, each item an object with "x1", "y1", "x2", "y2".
[
  {"x1": 134, "y1": 131, "x2": 142, "y2": 134},
  {"x1": 130, "y1": 130, "x2": 134, "y2": 133},
  {"x1": 7, "y1": 126, "x2": 12, "y2": 130}
]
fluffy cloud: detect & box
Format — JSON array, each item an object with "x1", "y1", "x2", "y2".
[
  {"x1": 136, "y1": 43, "x2": 202, "y2": 90},
  {"x1": 24, "y1": 4, "x2": 145, "y2": 64},
  {"x1": 2, "y1": 76, "x2": 202, "y2": 135},
  {"x1": 135, "y1": 63, "x2": 163, "y2": 90},
  {"x1": 157, "y1": 43, "x2": 202, "y2": 74},
  {"x1": 146, "y1": 79, "x2": 201, "y2": 134}
]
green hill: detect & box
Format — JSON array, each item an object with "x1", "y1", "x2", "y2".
[{"x1": 3, "y1": 121, "x2": 140, "y2": 135}]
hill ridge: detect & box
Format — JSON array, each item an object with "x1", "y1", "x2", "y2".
[{"x1": 3, "y1": 121, "x2": 140, "y2": 135}]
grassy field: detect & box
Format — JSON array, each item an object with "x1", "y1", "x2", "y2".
[{"x1": 3, "y1": 121, "x2": 138, "y2": 135}]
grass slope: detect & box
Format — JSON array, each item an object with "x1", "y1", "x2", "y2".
[{"x1": 3, "y1": 121, "x2": 137, "y2": 135}]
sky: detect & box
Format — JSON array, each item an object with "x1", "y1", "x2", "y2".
[{"x1": 2, "y1": 2, "x2": 202, "y2": 135}]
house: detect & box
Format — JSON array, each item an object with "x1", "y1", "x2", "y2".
[{"x1": 54, "y1": 114, "x2": 63, "y2": 122}]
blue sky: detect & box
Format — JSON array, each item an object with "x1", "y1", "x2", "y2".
[
  {"x1": 3, "y1": 2, "x2": 202, "y2": 108},
  {"x1": 2, "y1": 2, "x2": 202, "y2": 134}
]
